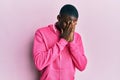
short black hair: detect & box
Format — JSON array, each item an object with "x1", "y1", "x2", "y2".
[{"x1": 59, "y1": 4, "x2": 79, "y2": 18}]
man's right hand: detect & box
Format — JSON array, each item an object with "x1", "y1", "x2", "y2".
[{"x1": 60, "y1": 21, "x2": 75, "y2": 42}]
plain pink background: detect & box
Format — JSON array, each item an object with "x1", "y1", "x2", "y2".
[{"x1": 0, "y1": 0, "x2": 120, "y2": 80}]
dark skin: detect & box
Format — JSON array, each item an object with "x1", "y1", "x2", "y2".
[{"x1": 55, "y1": 14, "x2": 78, "y2": 42}]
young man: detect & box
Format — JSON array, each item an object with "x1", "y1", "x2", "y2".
[{"x1": 33, "y1": 4, "x2": 87, "y2": 80}]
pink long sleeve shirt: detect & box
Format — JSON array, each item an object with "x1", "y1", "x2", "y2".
[{"x1": 33, "y1": 24, "x2": 87, "y2": 80}]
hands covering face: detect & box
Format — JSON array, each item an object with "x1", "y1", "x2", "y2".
[{"x1": 60, "y1": 15, "x2": 77, "y2": 42}]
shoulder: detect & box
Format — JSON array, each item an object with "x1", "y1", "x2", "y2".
[
  {"x1": 74, "y1": 32, "x2": 82, "y2": 39},
  {"x1": 35, "y1": 24, "x2": 53, "y2": 35}
]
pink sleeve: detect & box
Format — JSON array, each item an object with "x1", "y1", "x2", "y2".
[
  {"x1": 33, "y1": 30, "x2": 68, "y2": 70},
  {"x1": 69, "y1": 33, "x2": 87, "y2": 71}
]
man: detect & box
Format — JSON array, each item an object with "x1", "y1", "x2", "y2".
[{"x1": 33, "y1": 4, "x2": 87, "y2": 80}]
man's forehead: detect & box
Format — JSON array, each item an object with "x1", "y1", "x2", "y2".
[{"x1": 61, "y1": 15, "x2": 77, "y2": 21}]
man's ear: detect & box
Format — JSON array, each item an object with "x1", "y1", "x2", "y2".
[{"x1": 57, "y1": 15, "x2": 61, "y2": 21}]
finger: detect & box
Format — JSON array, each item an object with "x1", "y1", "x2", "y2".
[
  {"x1": 63, "y1": 21, "x2": 72, "y2": 36},
  {"x1": 64, "y1": 24, "x2": 69, "y2": 31},
  {"x1": 67, "y1": 20, "x2": 72, "y2": 28},
  {"x1": 67, "y1": 25, "x2": 73, "y2": 35},
  {"x1": 71, "y1": 21, "x2": 75, "y2": 32},
  {"x1": 60, "y1": 28, "x2": 63, "y2": 34},
  {"x1": 63, "y1": 25, "x2": 72, "y2": 36},
  {"x1": 65, "y1": 21, "x2": 72, "y2": 32},
  {"x1": 65, "y1": 20, "x2": 72, "y2": 29}
]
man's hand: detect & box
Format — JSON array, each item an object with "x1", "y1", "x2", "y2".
[{"x1": 60, "y1": 21, "x2": 75, "y2": 42}]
